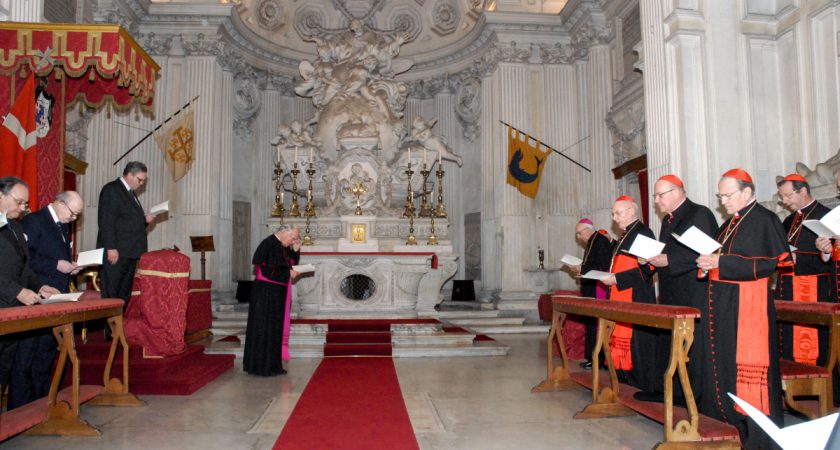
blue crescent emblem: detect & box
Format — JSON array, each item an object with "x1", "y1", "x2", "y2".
[{"x1": 508, "y1": 149, "x2": 544, "y2": 183}]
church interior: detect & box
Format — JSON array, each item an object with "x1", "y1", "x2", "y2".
[{"x1": 2, "y1": 0, "x2": 840, "y2": 448}]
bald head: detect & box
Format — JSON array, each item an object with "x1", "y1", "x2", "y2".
[{"x1": 53, "y1": 191, "x2": 84, "y2": 224}]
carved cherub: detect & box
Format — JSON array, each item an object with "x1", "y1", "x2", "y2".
[{"x1": 409, "y1": 116, "x2": 463, "y2": 167}]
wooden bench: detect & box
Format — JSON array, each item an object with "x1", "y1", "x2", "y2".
[
  {"x1": 0, "y1": 296, "x2": 143, "y2": 441},
  {"x1": 533, "y1": 295, "x2": 740, "y2": 449},
  {"x1": 774, "y1": 300, "x2": 840, "y2": 419}
]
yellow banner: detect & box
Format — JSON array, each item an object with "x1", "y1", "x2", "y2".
[
  {"x1": 506, "y1": 127, "x2": 550, "y2": 199},
  {"x1": 155, "y1": 105, "x2": 195, "y2": 182}
]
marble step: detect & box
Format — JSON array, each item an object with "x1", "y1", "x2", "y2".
[
  {"x1": 444, "y1": 317, "x2": 525, "y2": 326},
  {"x1": 435, "y1": 309, "x2": 500, "y2": 319},
  {"x1": 467, "y1": 324, "x2": 550, "y2": 334}
]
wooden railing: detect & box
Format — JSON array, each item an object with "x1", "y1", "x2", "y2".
[
  {"x1": 533, "y1": 295, "x2": 740, "y2": 449},
  {"x1": 0, "y1": 296, "x2": 143, "y2": 441}
]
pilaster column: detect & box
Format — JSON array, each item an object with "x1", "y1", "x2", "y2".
[
  {"x1": 7, "y1": 0, "x2": 42, "y2": 21},
  {"x1": 432, "y1": 87, "x2": 463, "y2": 277}
]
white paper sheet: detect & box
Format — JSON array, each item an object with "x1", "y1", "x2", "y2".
[
  {"x1": 728, "y1": 393, "x2": 837, "y2": 450},
  {"x1": 150, "y1": 200, "x2": 169, "y2": 216},
  {"x1": 560, "y1": 254, "x2": 583, "y2": 266},
  {"x1": 292, "y1": 264, "x2": 316, "y2": 274},
  {"x1": 74, "y1": 248, "x2": 104, "y2": 268},
  {"x1": 672, "y1": 226, "x2": 722, "y2": 255},
  {"x1": 0, "y1": 210, "x2": 6, "y2": 228},
  {"x1": 41, "y1": 292, "x2": 84, "y2": 304},
  {"x1": 580, "y1": 270, "x2": 613, "y2": 281},
  {"x1": 626, "y1": 234, "x2": 666, "y2": 260},
  {"x1": 802, "y1": 204, "x2": 840, "y2": 237}
]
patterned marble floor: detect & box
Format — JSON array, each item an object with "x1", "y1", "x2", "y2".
[{"x1": 3, "y1": 335, "x2": 666, "y2": 449}]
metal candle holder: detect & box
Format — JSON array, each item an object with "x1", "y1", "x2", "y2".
[
  {"x1": 419, "y1": 164, "x2": 433, "y2": 218},
  {"x1": 427, "y1": 214, "x2": 438, "y2": 245},
  {"x1": 289, "y1": 163, "x2": 301, "y2": 217},
  {"x1": 303, "y1": 162, "x2": 316, "y2": 245},
  {"x1": 435, "y1": 165, "x2": 447, "y2": 218},
  {"x1": 270, "y1": 160, "x2": 285, "y2": 220},
  {"x1": 404, "y1": 162, "x2": 417, "y2": 245}
]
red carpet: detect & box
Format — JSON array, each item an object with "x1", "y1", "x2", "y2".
[
  {"x1": 69, "y1": 333, "x2": 234, "y2": 395},
  {"x1": 275, "y1": 358, "x2": 418, "y2": 450}
]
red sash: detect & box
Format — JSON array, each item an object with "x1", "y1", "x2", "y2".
[
  {"x1": 790, "y1": 274, "x2": 820, "y2": 365},
  {"x1": 609, "y1": 253, "x2": 636, "y2": 371},
  {"x1": 710, "y1": 269, "x2": 771, "y2": 415}
]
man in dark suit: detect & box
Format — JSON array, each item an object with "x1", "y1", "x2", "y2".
[
  {"x1": 570, "y1": 218, "x2": 612, "y2": 369},
  {"x1": 635, "y1": 174, "x2": 718, "y2": 403},
  {"x1": 7, "y1": 191, "x2": 84, "y2": 409},
  {"x1": 97, "y1": 161, "x2": 154, "y2": 306},
  {"x1": 0, "y1": 176, "x2": 59, "y2": 403}
]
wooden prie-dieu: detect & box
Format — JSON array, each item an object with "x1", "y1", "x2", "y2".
[
  {"x1": 0, "y1": 296, "x2": 143, "y2": 441},
  {"x1": 532, "y1": 295, "x2": 740, "y2": 449}
]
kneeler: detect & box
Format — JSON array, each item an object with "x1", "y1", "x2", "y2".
[{"x1": 124, "y1": 249, "x2": 190, "y2": 357}]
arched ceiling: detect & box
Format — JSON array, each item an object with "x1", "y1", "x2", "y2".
[{"x1": 229, "y1": 0, "x2": 487, "y2": 68}]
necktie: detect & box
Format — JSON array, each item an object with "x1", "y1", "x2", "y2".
[
  {"x1": 56, "y1": 221, "x2": 66, "y2": 243},
  {"x1": 131, "y1": 190, "x2": 142, "y2": 208}
]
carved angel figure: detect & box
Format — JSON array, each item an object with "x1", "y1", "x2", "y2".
[{"x1": 409, "y1": 116, "x2": 463, "y2": 167}]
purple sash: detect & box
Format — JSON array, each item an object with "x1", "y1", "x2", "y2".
[{"x1": 255, "y1": 265, "x2": 293, "y2": 362}]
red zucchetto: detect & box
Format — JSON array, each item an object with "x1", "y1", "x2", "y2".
[
  {"x1": 782, "y1": 173, "x2": 807, "y2": 183},
  {"x1": 722, "y1": 168, "x2": 753, "y2": 183},
  {"x1": 657, "y1": 174, "x2": 684, "y2": 188},
  {"x1": 615, "y1": 195, "x2": 636, "y2": 203}
]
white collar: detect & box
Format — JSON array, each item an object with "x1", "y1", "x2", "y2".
[
  {"x1": 119, "y1": 176, "x2": 132, "y2": 192},
  {"x1": 47, "y1": 203, "x2": 60, "y2": 223}
]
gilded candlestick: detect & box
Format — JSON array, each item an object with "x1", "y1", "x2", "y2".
[
  {"x1": 289, "y1": 163, "x2": 301, "y2": 217},
  {"x1": 427, "y1": 214, "x2": 438, "y2": 245},
  {"x1": 404, "y1": 162, "x2": 417, "y2": 245},
  {"x1": 435, "y1": 165, "x2": 447, "y2": 218},
  {"x1": 419, "y1": 163, "x2": 433, "y2": 218},
  {"x1": 270, "y1": 160, "x2": 284, "y2": 218},
  {"x1": 303, "y1": 162, "x2": 316, "y2": 245}
]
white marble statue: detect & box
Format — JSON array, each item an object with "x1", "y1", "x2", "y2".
[
  {"x1": 409, "y1": 116, "x2": 463, "y2": 167},
  {"x1": 296, "y1": 19, "x2": 414, "y2": 154},
  {"x1": 794, "y1": 149, "x2": 840, "y2": 187}
]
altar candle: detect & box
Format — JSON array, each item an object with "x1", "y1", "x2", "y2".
[
  {"x1": 276, "y1": 145, "x2": 280, "y2": 162},
  {"x1": 438, "y1": 151, "x2": 442, "y2": 166},
  {"x1": 423, "y1": 148, "x2": 427, "y2": 165},
  {"x1": 294, "y1": 146, "x2": 298, "y2": 164},
  {"x1": 309, "y1": 147, "x2": 313, "y2": 163},
  {"x1": 407, "y1": 147, "x2": 411, "y2": 163},
  {"x1": 281, "y1": 192, "x2": 285, "y2": 203}
]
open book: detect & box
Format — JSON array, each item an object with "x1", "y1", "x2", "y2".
[
  {"x1": 580, "y1": 270, "x2": 612, "y2": 281},
  {"x1": 292, "y1": 264, "x2": 316, "y2": 274},
  {"x1": 560, "y1": 254, "x2": 583, "y2": 266},
  {"x1": 672, "y1": 226, "x2": 722, "y2": 255},
  {"x1": 627, "y1": 234, "x2": 665, "y2": 259},
  {"x1": 803, "y1": 204, "x2": 840, "y2": 237},
  {"x1": 150, "y1": 200, "x2": 169, "y2": 216},
  {"x1": 41, "y1": 292, "x2": 84, "y2": 304},
  {"x1": 74, "y1": 248, "x2": 104, "y2": 268}
]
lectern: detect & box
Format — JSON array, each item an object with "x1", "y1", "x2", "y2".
[{"x1": 190, "y1": 236, "x2": 215, "y2": 280}]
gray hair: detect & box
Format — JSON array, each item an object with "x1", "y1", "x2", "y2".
[
  {"x1": 0, "y1": 176, "x2": 27, "y2": 195},
  {"x1": 123, "y1": 161, "x2": 148, "y2": 176},
  {"x1": 276, "y1": 224, "x2": 293, "y2": 234}
]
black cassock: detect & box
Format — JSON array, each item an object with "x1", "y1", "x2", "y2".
[
  {"x1": 699, "y1": 201, "x2": 787, "y2": 450},
  {"x1": 655, "y1": 199, "x2": 718, "y2": 401},
  {"x1": 243, "y1": 234, "x2": 299, "y2": 376},
  {"x1": 611, "y1": 220, "x2": 657, "y2": 392}
]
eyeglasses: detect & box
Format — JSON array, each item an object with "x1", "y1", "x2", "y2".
[
  {"x1": 611, "y1": 208, "x2": 631, "y2": 217},
  {"x1": 716, "y1": 190, "x2": 741, "y2": 201},
  {"x1": 59, "y1": 200, "x2": 82, "y2": 218},
  {"x1": 134, "y1": 174, "x2": 147, "y2": 184},
  {"x1": 652, "y1": 188, "x2": 676, "y2": 199},
  {"x1": 7, "y1": 193, "x2": 29, "y2": 209}
]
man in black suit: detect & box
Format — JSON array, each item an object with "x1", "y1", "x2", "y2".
[
  {"x1": 97, "y1": 161, "x2": 154, "y2": 306},
  {"x1": 570, "y1": 218, "x2": 612, "y2": 369},
  {"x1": 635, "y1": 174, "x2": 718, "y2": 403},
  {"x1": 0, "y1": 177, "x2": 60, "y2": 403},
  {"x1": 7, "y1": 191, "x2": 84, "y2": 409}
]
